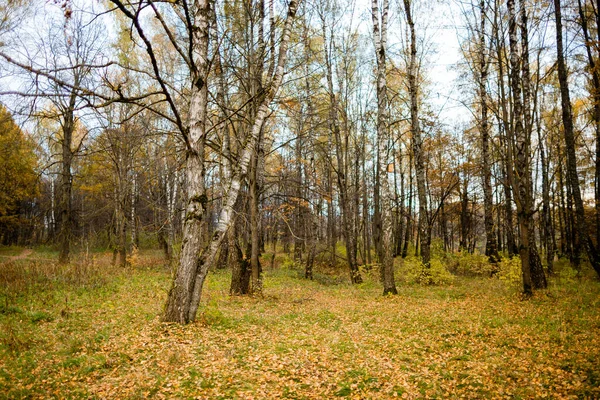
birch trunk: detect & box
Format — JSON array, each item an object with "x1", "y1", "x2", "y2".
[
  {"x1": 478, "y1": 0, "x2": 499, "y2": 265},
  {"x1": 507, "y1": 0, "x2": 533, "y2": 295},
  {"x1": 373, "y1": 0, "x2": 396, "y2": 294},
  {"x1": 403, "y1": 0, "x2": 430, "y2": 271},
  {"x1": 322, "y1": 14, "x2": 361, "y2": 284},
  {"x1": 164, "y1": 0, "x2": 299, "y2": 323},
  {"x1": 163, "y1": 0, "x2": 211, "y2": 324}
]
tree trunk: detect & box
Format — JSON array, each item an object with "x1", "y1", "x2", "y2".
[
  {"x1": 249, "y1": 139, "x2": 264, "y2": 294},
  {"x1": 164, "y1": 0, "x2": 300, "y2": 323},
  {"x1": 322, "y1": 13, "x2": 361, "y2": 284},
  {"x1": 478, "y1": 0, "x2": 499, "y2": 264},
  {"x1": 373, "y1": 0, "x2": 396, "y2": 295},
  {"x1": 230, "y1": 233, "x2": 251, "y2": 295},
  {"x1": 58, "y1": 92, "x2": 77, "y2": 265},
  {"x1": 507, "y1": 0, "x2": 533, "y2": 296},
  {"x1": 554, "y1": 0, "x2": 600, "y2": 277},
  {"x1": 493, "y1": 2, "x2": 517, "y2": 258},
  {"x1": 404, "y1": 0, "x2": 430, "y2": 271},
  {"x1": 402, "y1": 156, "x2": 413, "y2": 258},
  {"x1": 520, "y1": 0, "x2": 546, "y2": 289},
  {"x1": 538, "y1": 101, "x2": 554, "y2": 274},
  {"x1": 459, "y1": 177, "x2": 469, "y2": 252},
  {"x1": 394, "y1": 148, "x2": 405, "y2": 256},
  {"x1": 163, "y1": 0, "x2": 212, "y2": 323},
  {"x1": 576, "y1": 0, "x2": 600, "y2": 252}
]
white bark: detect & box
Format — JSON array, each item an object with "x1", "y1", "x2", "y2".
[
  {"x1": 372, "y1": 0, "x2": 397, "y2": 294},
  {"x1": 185, "y1": 0, "x2": 300, "y2": 322}
]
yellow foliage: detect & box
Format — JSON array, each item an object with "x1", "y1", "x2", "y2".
[
  {"x1": 126, "y1": 246, "x2": 140, "y2": 268},
  {"x1": 401, "y1": 256, "x2": 454, "y2": 285},
  {"x1": 0, "y1": 105, "x2": 38, "y2": 219},
  {"x1": 498, "y1": 256, "x2": 522, "y2": 289}
]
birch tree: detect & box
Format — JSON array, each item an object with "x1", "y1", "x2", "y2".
[
  {"x1": 476, "y1": 0, "x2": 500, "y2": 265},
  {"x1": 402, "y1": 0, "x2": 431, "y2": 273},
  {"x1": 322, "y1": 0, "x2": 362, "y2": 284},
  {"x1": 372, "y1": 0, "x2": 397, "y2": 294},
  {"x1": 164, "y1": 0, "x2": 300, "y2": 323}
]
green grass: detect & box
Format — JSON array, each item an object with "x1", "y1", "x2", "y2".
[
  {"x1": 0, "y1": 249, "x2": 599, "y2": 399},
  {"x1": 0, "y1": 246, "x2": 24, "y2": 257}
]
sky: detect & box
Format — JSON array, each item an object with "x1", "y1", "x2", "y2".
[
  {"x1": 1, "y1": 0, "x2": 471, "y2": 130},
  {"x1": 354, "y1": 0, "x2": 471, "y2": 127}
]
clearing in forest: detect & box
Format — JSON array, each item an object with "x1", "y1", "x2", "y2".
[{"x1": 0, "y1": 249, "x2": 599, "y2": 399}]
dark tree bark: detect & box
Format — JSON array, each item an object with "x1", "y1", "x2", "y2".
[
  {"x1": 403, "y1": 0, "x2": 430, "y2": 271},
  {"x1": 58, "y1": 90, "x2": 78, "y2": 265},
  {"x1": 402, "y1": 155, "x2": 413, "y2": 258},
  {"x1": 519, "y1": 0, "x2": 546, "y2": 289},
  {"x1": 538, "y1": 110, "x2": 554, "y2": 274},
  {"x1": 507, "y1": 0, "x2": 533, "y2": 296},
  {"x1": 554, "y1": 0, "x2": 600, "y2": 277},
  {"x1": 492, "y1": 0, "x2": 517, "y2": 258},
  {"x1": 577, "y1": 0, "x2": 600, "y2": 250},
  {"x1": 477, "y1": 0, "x2": 500, "y2": 264},
  {"x1": 459, "y1": 176, "x2": 469, "y2": 252}
]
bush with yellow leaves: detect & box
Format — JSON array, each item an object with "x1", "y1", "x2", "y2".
[
  {"x1": 497, "y1": 255, "x2": 522, "y2": 289},
  {"x1": 446, "y1": 251, "x2": 494, "y2": 276},
  {"x1": 126, "y1": 246, "x2": 140, "y2": 268},
  {"x1": 400, "y1": 256, "x2": 455, "y2": 286}
]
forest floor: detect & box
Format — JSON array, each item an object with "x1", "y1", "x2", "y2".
[
  {"x1": 0, "y1": 248, "x2": 599, "y2": 399},
  {"x1": 0, "y1": 249, "x2": 33, "y2": 265}
]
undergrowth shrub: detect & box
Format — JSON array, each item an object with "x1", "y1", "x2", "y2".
[
  {"x1": 359, "y1": 263, "x2": 380, "y2": 282},
  {"x1": 498, "y1": 256, "x2": 522, "y2": 289},
  {"x1": 554, "y1": 258, "x2": 579, "y2": 284},
  {"x1": 126, "y1": 246, "x2": 140, "y2": 267},
  {"x1": 265, "y1": 252, "x2": 292, "y2": 269},
  {"x1": 280, "y1": 255, "x2": 300, "y2": 270},
  {"x1": 400, "y1": 256, "x2": 454, "y2": 285},
  {"x1": 447, "y1": 251, "x2": 493, "y2": 276}
]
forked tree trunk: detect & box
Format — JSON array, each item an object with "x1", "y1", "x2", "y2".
[
  {"x1": 492, "y1": 2, "x2": 517, "y2": 258},
  {"x1": 520, "y1": 0, "x2": 546, "y2": 289},
  {"x1": 164, "y1": 0, "x2": 299, "y2": 323}
]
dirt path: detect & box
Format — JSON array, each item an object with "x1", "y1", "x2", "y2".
[{"x1": 0, "y1": 249, "x2": 33, "y2": 265}]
